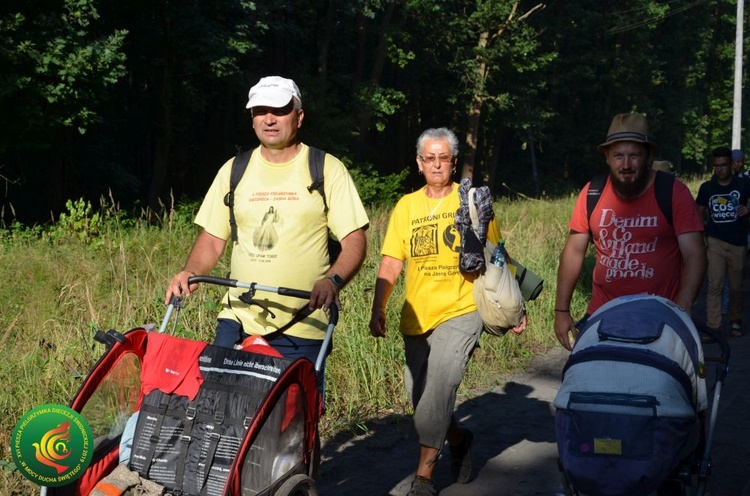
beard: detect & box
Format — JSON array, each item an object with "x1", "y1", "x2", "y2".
[{"x1": 609, "y1": 167, "x2": 650, "y2": 198}]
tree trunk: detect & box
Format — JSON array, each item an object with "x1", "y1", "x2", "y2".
[
  {"x1": 461, "y1": 2, "x2": 542, "y2": 183},
  {"x1": 461, "y1": 30, "x2": 489, "y2": 182},
  {"x1": 357, "y1": 2, "x2": 398, "y2": 143},
  {"x1": 148, "y1": 46, "x2": 176, "y2": 215},
  {"x1": 318, "y1": 1, "x2": 337, "y2": 77},
  {"x1": 353, "y1": 11, "x2": 367, "y2": 81}
]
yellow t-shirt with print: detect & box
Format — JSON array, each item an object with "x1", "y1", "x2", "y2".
[
  {"x1": 195, "y1": 144, "x2": 369, "y2": 340},
  {"x1": 381, "y1": 185, "x2": 500, "y2": 336}
]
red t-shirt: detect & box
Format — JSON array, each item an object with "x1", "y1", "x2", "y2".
[
  {"x1": 569, "y1": 176, "x2": 703, "y2": 314},
  {"x1": 141, "y1": 333, "x2": 207, "y2": 400}
]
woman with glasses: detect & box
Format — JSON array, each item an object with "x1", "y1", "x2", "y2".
[{"x1": 369, "y1": 127, "x2": 526, "y2": 496}]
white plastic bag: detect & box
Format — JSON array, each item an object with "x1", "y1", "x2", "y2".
[{"x1": 468, "y1": 188, "x2": 524, "y2": 336}]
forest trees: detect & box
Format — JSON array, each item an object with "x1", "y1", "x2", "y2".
[
  {"x1": 443, "y1": 1, "x2": 550, "y2": 184},
  {"x1": 1, "y1": 1, "x2": 127, "y2": 217},
  {"x1": 0, "y1": 0, "x2": 746, "y2": 224},
  {"x1": 537, "y1": 0, "x2": 741, "y2": 183}
]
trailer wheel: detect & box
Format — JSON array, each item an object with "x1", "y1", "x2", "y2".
[{"x1": 275, "y1": 474, "x2": 318, "y2": 496}]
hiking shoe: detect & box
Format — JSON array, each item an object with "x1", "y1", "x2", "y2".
[
  {"x1": 450, "y1": 428, "x2": 474, "y2": 484},
  {"x1": 731, "y1": 322, "x2": 743, "y2": 337},
  {"x1": 407, "y1": 476, "x2": 437, "y2": 496}
]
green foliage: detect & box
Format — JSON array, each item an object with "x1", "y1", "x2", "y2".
[
  {"x1": 348, "y1": 163, "x2": 409, "y2": 206},
  {"x1": 357, "y1": 84, "x2": 408, "y2": 132},
  {"x1": 682, "y1": 111, "x2": 712, "y2": 163},
  {"x1": 1, "y1": 2, "x2": 128, "y2": 134},
  {"x1": 387, "y1": 38, "x2": 415, "y2": 69},
  {"x1": 0, "y1": 220, "x2": 44, "y2": 244},
  {"x1": 0, "y1": 459, "x2": 15, "y2": 475},
  {"x1": 1, "y1": 0, "x2": 747, "y2": 227},
  {"x1": 52, "y1": 198, "x2": 102, "y2": 242}
]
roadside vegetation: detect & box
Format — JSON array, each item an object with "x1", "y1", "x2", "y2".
[{"x1": 0, "y1": 174, "x2": 706, "y2": 493}]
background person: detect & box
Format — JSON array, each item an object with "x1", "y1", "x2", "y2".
[
  {"x1": 731, "y1": 149, "x2": 747, "y2": 179},
  {"x1": 165, "y1": 75, "x2": 369, "y2": 395},
  {"x1": 652, "y1": 159, "x2": 673, "y2": 173},
  {"x1": 368, "y1": 127, "x2": 526, "y2": 496},
  {"x1": 730, "y1": 148, "x2": 750, "y2": 250},
  {"x1": 554, "y1": 112, "x2": 705, "y2": 351},
  {"x1": 696, "y1": 147, "x2": 750, "y2": 339}
]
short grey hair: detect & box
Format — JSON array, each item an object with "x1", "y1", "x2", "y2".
[{"x1": 416, "y1": 127, "x2": 459, "y2": 156}]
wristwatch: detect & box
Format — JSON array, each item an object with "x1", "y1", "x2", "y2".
[{"x1": 328, "y1": 274, "x2": 345, "y2": 290}]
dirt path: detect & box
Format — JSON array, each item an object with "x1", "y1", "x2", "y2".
[
  {"x1": 691, "y1": 274, "x2": 750, "y2": 496},
  {"x1": 317, "y1": 282, "x2": 750, "y2": 496},
  {"x1": 317, "y1": 346, "x2": 570, "y2": 496}
]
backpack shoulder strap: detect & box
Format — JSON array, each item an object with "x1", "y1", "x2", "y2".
[
  {"x1": 585, "y1": 171, "x2": 675, "y2": 233},
  {"x1": 224, "y1": 147, "x2": 330, "y2": 244},
  {"x1": 307, "y1": 146, "x2": 328, "y2": 213},
  {"x1": 586, "y1": 173, "x2": 608, "y2": 238},
  {"x1": 653, "y1": 170, "x2": 675, "y2": 227},
  {"x1": 223, "y1": 150, "x2": 252, "y2": 244}
]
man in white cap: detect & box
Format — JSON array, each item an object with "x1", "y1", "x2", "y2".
[
  {"x1": 166, "y1": 76, "x2": 369, "y2": 391},
  {"x1": 554, "y1": 112, "x2": 706, "y2": 350}
]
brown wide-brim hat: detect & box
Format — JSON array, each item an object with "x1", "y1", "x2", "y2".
[{"x1": 597, "y1": 112, "x2": 657, "y2": 152}]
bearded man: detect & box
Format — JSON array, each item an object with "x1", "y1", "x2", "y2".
[{"x1": 553, "y1": 112, "x2": 706, "y2": 350}]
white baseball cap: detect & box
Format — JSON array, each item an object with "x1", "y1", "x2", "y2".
[{"x1": 245, "y1": 76, "x2": 302, "y2": 109}]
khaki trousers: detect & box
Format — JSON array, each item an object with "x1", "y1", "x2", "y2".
[
  {"x1": 403, "y1": 311, "x2": 483, "y2": 449},
  {"x1": 706, "y1": 236, "x2": 745, "y2": 329}
]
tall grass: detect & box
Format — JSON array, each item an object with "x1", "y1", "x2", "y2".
[{"x1": 0, "y1": 174, "x2": 707, "y2": 493}]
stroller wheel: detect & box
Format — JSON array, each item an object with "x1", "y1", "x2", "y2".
[{"x1": 275, "y1": 473, "x2": 318, "y2": 496}]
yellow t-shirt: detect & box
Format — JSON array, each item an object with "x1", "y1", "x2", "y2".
[
  {"x1": 195, "y1": 144, "x2": 369, "y2": 339},
  {"x1": 381, "y1": 185, "x2": 500, "y2": 335}
]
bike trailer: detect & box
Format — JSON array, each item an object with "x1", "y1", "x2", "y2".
[
  {"x1": 46, "y1": 327, "x2": 318, "y2": 496},
  {"x1": 45, "y1": 330, "x2": 319, "y2": 496},
  {"x1": 554, "y1": 294, "x2": 708, "y2": 496},
  {"x1": 42, "y1": 276, "x2": 334, "y2": 496}
]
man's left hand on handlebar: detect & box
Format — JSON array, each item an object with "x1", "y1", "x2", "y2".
[
  {"x1": 165, "y1": 270, "x2": 198, "y2": 305},
  {"x1": 309, "y1": 277, "x2": 341, "y2": 312}
]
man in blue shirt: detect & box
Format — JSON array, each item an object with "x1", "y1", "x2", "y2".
[{"x1": 696, "y1": 147, "x2": 750, "y2": 338}]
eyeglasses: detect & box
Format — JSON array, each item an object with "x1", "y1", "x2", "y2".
[
  {"x1": 419, "y1": 154, "x2": 454, "y2": 165},
  {"x1": 713, "y1": 162, "x2": 731, "y2": 168}
]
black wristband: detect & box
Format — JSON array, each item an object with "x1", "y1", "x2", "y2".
[{"x1": 328, "y1": 274, "x2": 345, "y2": 290}]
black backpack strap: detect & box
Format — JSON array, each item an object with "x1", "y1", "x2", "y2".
[
  {"x1": 199, "y1": 432, "x2": 223, "y2": 495},
  {"x1": 653, "y1": 170, "x2": 675, "y2": 226},
  {"x1": 225, "y1": 147, "x2": 328, "y2": 244},
  {"x1": 174, "y1": 399, "x2": 199, "y2": 492},
  {"x1": 224, "y1": 150, "x2": 252, "y2": 244},
  {"x1": 586, "y1": 174, "x2": 608, "y2": 239},
  {"x1": 307, "y1": 146, "x2": 328, "y2": 213},
  {"x1": 139, "y1": 391, "x2": 172, "y2": 475},
  {"x1": 198, "y1": 391, "x2": 228, "y2": 494}
]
